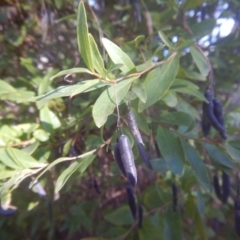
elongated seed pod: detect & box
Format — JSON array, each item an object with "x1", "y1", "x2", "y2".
[
  {"x1": 137, "y1": 204, "x2": 143, "y2": 229},
  {"x1": 119, "y1": 135, "x2": 137, "y2": 187},
  {"x1": 114, "y1": 143, "x2": 126, "y2": 177},
  {"x1": 172, "y1": 183, "x2": 178, "y2": 212},
  {"x1": 93, "y1": 179, "x2": 101, "y2": 195},
  {"x1": 203, "y1": 90, "x2": 225, "y2": 133},
  {"x1": 0, "y1": 206, "x2": 17, "y2": 216},
  {"x1": 213, "y1": 175, "x2": 222, "y2": 201},
  {"x1": 137, "y1": 142, "x2": 153, "y2": 170},
  {"x1": 213, "y1": 98, "x2": 227, "y2": 140},
  {"x1": 221, "y1": 171, "x2": 230, "y2": 204},
  {"x1": 130, "y1": 0, "x2": 142, "y2": 23},
  {"x1": 127, "y1": 111, "x2": 144, "y2": 146},
  {"x1": 201, "y1": 112, "x2": 211, "y2": 137},
  {"x1": 125, "y1": 185, "x2": 137, "y2": 219}
]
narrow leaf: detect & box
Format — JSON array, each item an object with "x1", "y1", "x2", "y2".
[
  {"x1": 203, "y1": 143, "x2": 235, "y2": 169},
  {"x1": 190, "y1": 46, "x2": 209, "y2": 77},
  {"x1": 104, "y1": 205, "x2": 134, "y2": 226},
  {"x1": 50, "y1": 68, "x2": 93, "y2": 81},
  {"x1": 88, "y1": 33, "x2": 107, "y2": 77},
  {"x1": 139, "y1": 54, "x2": 179, "y2": 111},
  {"x1": 92, "y1": 78, "x2": 136, "y2": 128},
  {"x1": 0, "y1": 148, "x2": 46, "y2": 169},
  {"x1": 158, "y1": 31, "x2": 173, "y2": 49},
  {"x1": 55, "y1": 154, "x2": 95, "y2": 193},
  {"x1": 157, "y1": 126, "x2": 184, "y2": 176},
  {"x1": 180, "y1": 137, "x2": 212, "y2": 192},
  {"x1": 132, "y1": 82, "x2": 147, "y2": 103},
  {"x1": 34, "y1": 79, "x2": 107, "y2": 101},
  {"x1": 102, "y1": 38, "x2": 135, "y2": 73},
  {"x1": 29, "y1": 149, "x2": 97, "y2": 188},
  {"x1": 77, "y1": 1, "x2": 94, "y2": 71},
  {"x1": 158, "y1": 111, "x2": 193, "y2": 127},
  {"x1": 225, "y1": 142, "x2": 240, "y2": 163}
]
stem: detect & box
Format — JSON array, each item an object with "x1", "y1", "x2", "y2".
[{"x1": 113, "y1": 82, "x2": 123, "y2": 134}]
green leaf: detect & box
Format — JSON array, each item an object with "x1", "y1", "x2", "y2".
[
  {"x1": 183, "y1": 0, "x2": 205, "y2": 10},
  {"x1": 22, "y1": 141, "x2": 39, "y2": 155},
  {"x1": 33, "y1": 129, "x2": 50, "y2": 142},
  {"x1": 102, "y1": 38, "x2": 135, "y2": 73},
  {"x1": 77, "y1": 1, "x2": 94, "y2": 71},
  {"x1": 177, "y1": 40, "x2": 195, "y2": 51},
  {"x1": 162, "y1": 90, "x2": 178, "y2": 107},
  {"x1": 225, "y1": 142, "x2": 240, "y2": 163},
  {"x1": 0, "y1": 169, "x2": 18, "y2": 180},
  {"x1": 34, "y1": 79, "x2": 108, "y2": 101},
  {"x1": 189, "y1": 19, "x2": 216, "y2": 39},
  {"x1": 138, "y1": 54, "x2": 179, "y2": 111},
  {"x1": 151, "y1": 158, "x2": 169, "y2": 174},
  {"x1": 184, "y1": 194, "x2": 207, "y2": 240},
  {"x1": 92, "y1": 78, "x2": 136, "y2": 128},
  {"x1": 54, "y1": 0, "x2": 64, "y2": 9},
  {"x1": 181, "y1": 165, "x2": 198, "y2": 192},
  {"x1": 171, "y1": 79, "x2": 199, "y2": 90},
  {"x1": 70, "y1": 80, "x2": 108, "y2": 98},
  {"x1": 0, "y1": 148, "x2": 47, "y2": 169},
  {"x1": 158, "y1": 31, "x2": 173, "y2": 49},
  {"x1": 190, "y1": 46, "x2": 209, "y2": 77},
  {"x1": 177, "y1": 97, "x2": 200, "y2": 120},
  {"x1": 132, "y1": 82, "x2": 147, "y2": 103},
  {"x1": 30, "y1": 150, "x2": 99, "y2": 188},
  {"x1": 50, "y1": 68, "x2": 93, "y2": 81},
  {"x1": 0, "y1": 80, "x2": 35, "y2": 103},
  {"x1": 40, "y1": 106, "x2": 61, "y2": 133},
  {"x1": 55, "y1": 154, "x2": 95, "y2": 193},
  {"x1": 127, "y1": 35, "x2": 145, "y2": 47},
  {"x1": 0, "y1": 80, "x2": 16, "y2": 94},
  {"x1": 156, "y1": 126, "x2": 185, "y2": 176},
  {"x1": 139, "y1": 215, "x2": 164, "y2": 240},
  {"x1": 88, "y1": 33, "x2": 107, "y2": 77},
  {"x1": 172, "y1": 86, "x2": 207, "y2": 102},
  {"x1": 203, "y1": 143, "x2": 235, "y2": 169},
  {"x1": 184, "y1": 69, "x2": 206, "y2": 81},
  {"x1": 164, "y1": 209, "x2": 183, "y2": 240},
  {"x1": 104, "y1": 205, "x2": 134, "y2": 226},
  {"x1": 228, "y1": 139, "x2": 240, "y2": 150},
  {"x1": 158, "y1": 111, "x2": 193, "y2": 127},
  {"x1": 179, "y1": 137, "x2": 212, "y2": 192}
]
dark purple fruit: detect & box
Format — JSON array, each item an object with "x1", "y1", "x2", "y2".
[
  {"x1": 137, "y1": 142, "x2": 153, "y2": 170},
  {"x1": 119, "y1": 135, "x2": 137, "y2": 187},
  {"x1": 221, "y1": 171, "x2": 230, "y2": 204},
  {"x1": 125, "y1": 185, "x2": 137, "y2": 219},
  {"x1": 203, "y1": 90, "x2": 225, "y2": 133},
  {"x1": 114, "y1": 142, "x2": 126, "y2": 177},
  {"x1": 0, "y1": 206, "x2": 17, "y2": 216},
  {"x1": 127, "y1": 111, "x2": 144, "y2": 145},
  {"x1": 213, "y1": 98, "x2": 227, "y2": 140}
]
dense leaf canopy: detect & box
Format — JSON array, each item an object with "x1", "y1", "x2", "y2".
[{"x1": 0, "y1": 0, "x2": 240, "y2": 239}]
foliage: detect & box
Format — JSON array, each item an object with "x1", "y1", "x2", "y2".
[{"x1": 0, "y1": 0, "x2": 240, "y2": 239}]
